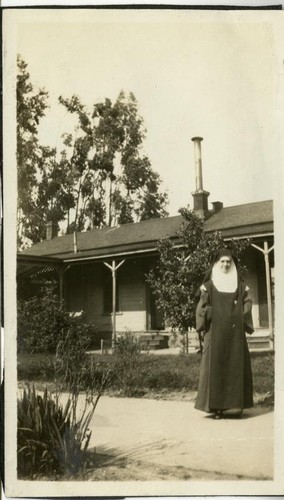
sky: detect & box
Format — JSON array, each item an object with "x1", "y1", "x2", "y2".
[{"x1": 8, "y1": 8, "x2": 282, "y2": 215}]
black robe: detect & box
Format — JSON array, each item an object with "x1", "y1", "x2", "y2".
[{"x1": 195, "y1": 280, "x2": 254, "y2": 413}]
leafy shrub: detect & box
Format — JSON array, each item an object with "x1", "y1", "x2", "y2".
[
  {"x1": 17, "y1": 287, "x2": 95, "y2": 354},
  {"x1": 78, "y1": 359, "x2": 115, "y2": 397},
  {"x1": 112, "y1": 332, "x2": 145, "y2": 396},
  {"x1": 17, "y1": 385, "x2": 98, "y2": 478},
  {"x1": 55, "y1": 325, "x2": 94, "y2": 390}
]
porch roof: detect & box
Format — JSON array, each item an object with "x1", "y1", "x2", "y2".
[{"x1": 18, "y1": 200, "x2": 273, "y2": 262}]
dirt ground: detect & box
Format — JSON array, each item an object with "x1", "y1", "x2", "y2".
[
  {"x1": 82, "y1": 454, "x2": 256, "y2": 481},
  {"x1": 38, "y1": 454, "x2": 254, "y2": 481}
]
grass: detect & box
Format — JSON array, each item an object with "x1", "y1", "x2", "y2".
[
  {"x1": 18, "y1": 352, "x2": 56, "y2": 380},
  {"x1": 250, "y1": 350, "x2": 275, "y2": 394},
  {"x1": 18, "y1": 350, "x2": 274, "y2": 402}
]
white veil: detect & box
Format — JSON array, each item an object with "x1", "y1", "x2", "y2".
[{"x1": 211, "y1": 258, "x2": 238, "y2": 293}]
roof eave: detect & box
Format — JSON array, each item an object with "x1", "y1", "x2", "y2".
[{"x1": 17, "y1": 254, "x2": 63, "y2": 265}]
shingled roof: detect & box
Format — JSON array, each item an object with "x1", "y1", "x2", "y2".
[
  {"x1": 19, "y1": 200, "x2": 273, "y2": 262},
  {"x1": 204, "y1": 200, "x2": 273, "y2": 238},
  {"x1": 20, "y1": 215, "x2": 183, "y2": 260}
]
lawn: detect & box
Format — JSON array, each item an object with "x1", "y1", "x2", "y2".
[{"x1": 17, "y1": 350, "x2": 274, "y2": 402}]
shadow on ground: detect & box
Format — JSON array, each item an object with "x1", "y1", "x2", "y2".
[{"x1": 86, "y1": 445, "x2": 262, "y2": 481}]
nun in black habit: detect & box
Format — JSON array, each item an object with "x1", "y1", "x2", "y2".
[{"x1": 194, "y1": 248, "x2": 254, "y2": 419}]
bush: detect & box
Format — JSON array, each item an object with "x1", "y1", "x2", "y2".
[
  {"x1": 17, "y1": 287, "x2": 95, "y2": 355},
  {"x1": 112, "y1": 332, "x2": 145, "y2": 396},
  {"x1": 55, "y1": 324, "x2": 94, "y2": 390},
  {"x1": 17, "y1": 385, "x2": 98, "y2": 478}
]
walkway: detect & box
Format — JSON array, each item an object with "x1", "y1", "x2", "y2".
[{"x1": 84, "y1": 396, "x2": 273, "y2": 479}]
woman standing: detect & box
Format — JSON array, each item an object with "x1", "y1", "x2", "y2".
[{"x1": 195, "y1": 248, "x2": 254, "y2": 419}]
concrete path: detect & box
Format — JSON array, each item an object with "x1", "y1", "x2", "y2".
[{"x1": 84, "y1": 396, "x2": 273, "y2": 479}]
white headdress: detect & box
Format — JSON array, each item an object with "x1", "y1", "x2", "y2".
[{"x1": 211, "y1": 257, "x2": 238, "y2": 293}]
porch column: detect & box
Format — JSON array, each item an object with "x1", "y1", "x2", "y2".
[
  {"x1": 59, "y1": 268, "x2": 64, "y2": 302},
  {"x1": 104, "y1": 259, "x2": 125, "y2": 348},
  {"x1": 58, "y1": 265, "x2": 71, "y2": 307},
  {"x1": 251, "y1": 241, "x2": 274, "y2": 350}
]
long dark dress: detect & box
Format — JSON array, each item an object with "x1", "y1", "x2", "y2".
[{"x1": 195, "y1": 280, "x2": 254, "y2": 413}]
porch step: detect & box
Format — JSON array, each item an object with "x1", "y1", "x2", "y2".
[
  {"x1": 246, "y1": 328, "x2": 271, "y2": 350},
  {"x1": 247, "y1": 335, "x2": 271, "y2": 350},
  {"x1": 138, "y1": 333, "x2": 169, "y2": 350},
  {"x1": 186, "y1": 330, "x2": 272, "y2": 351},
  {"x1": 139, "y1": 334, "x2": 167, "y2": 342}
]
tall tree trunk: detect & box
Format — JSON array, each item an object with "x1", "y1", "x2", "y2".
[
  {"x1": 17, "y1": 208, "x2": 23, "y2": 241},
  {"x1": 67, "y1": 208, "x2": 70, "y2": 234},
  {"x1": 108, "y1": 178, "x2": 112, "y2": 227},
  {"x1": 73, "y1": 230, "x2": 78, "y2": 253},
  {"x1": 73, "y1": 179, "x2": 82, "y2": 253}
]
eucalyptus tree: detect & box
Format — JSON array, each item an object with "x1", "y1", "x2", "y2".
[
  {"x1": 17, "y1": 55, "x2": 49, "y2": 247},
  {"x1": 17, "y1": 56, "x2": 73, "y2": 247},
  {"x1": 17, "y1": 56, "x2": 168, "y2": 249},
  {"x1": 58, "y1": 91, "x2": 168, "y2": 236}
]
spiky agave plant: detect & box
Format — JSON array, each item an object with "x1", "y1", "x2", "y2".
[{"x1": 17, "y1": 385, "x2": 96, "y2": 478}]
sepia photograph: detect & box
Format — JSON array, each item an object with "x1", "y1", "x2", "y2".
[{"x1": 2, "y1": 4, "x2": 284, "y2": 497}]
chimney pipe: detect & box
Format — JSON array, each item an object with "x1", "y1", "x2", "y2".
[
  {"x1": 46, "y1": 221, "x2": 57, "y2": 241},
  {"x1": 191, "y1": 136, "x2": 203, "y2": 192},
  {"x1": 191, "y1": 136, "x2": 210, "y2": 218},
  {"x1": 46, "y1": 221, "x2": 53, "y2": 241}
]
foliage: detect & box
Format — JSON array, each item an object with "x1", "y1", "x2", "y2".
[
  {"x1": 17, "y1": 385, "x2": 98, "y2": 478},
  {"x1": 112, "y1": 332, "x2": 145, "y2": 396},
  {"x1": 58, "y1": 91, "x2": 168, "y2": 232},
  {"x1": 17, "y1": 285, "x2": 95, "y2": 354},
  {"x1": 17, "y1": 55, "x2": 48, "y2": 247},
  {"x1": 146, "y1": 207, "x2": 250, "y2": 338},
  {"x1": 55, "y1": 338, "x2": 114, "y2": 396},
  {"x1": 17, "y1": 330, "x2": 115, "y2": 479},
  {"x1": 17, "y1": 56, "x2": 74, "y2": 248},
  {"x1": 17, "y1": 57, "x2": 168, "y2": 247}
]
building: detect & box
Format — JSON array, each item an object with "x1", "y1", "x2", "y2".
[{"x1": 17, "y1": 138, "x2": 274, "y2": 350}]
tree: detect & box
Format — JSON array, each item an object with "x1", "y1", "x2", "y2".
[
  {"x1": 34, "y1": 147, "x2": 76, "y2": 242},
  {"x1": 17, "y1": 56, "x2": 73, "y2": 247},
  {"x1": 58, "y1": 91, "x2": 168, "y2": 234},
  {"x1": 17, "y1": 57, "x2": 168, "y2": 249},
  {"x1": 17, "y1": 55, "x2": 49, "y2": 247},
  {"x1": 146, "y1": 207, "x2": 250, "y2": 353}
]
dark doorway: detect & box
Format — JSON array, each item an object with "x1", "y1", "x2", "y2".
[{"x1": 148, "y1": 288, "x2": 165, "y2": 330}]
